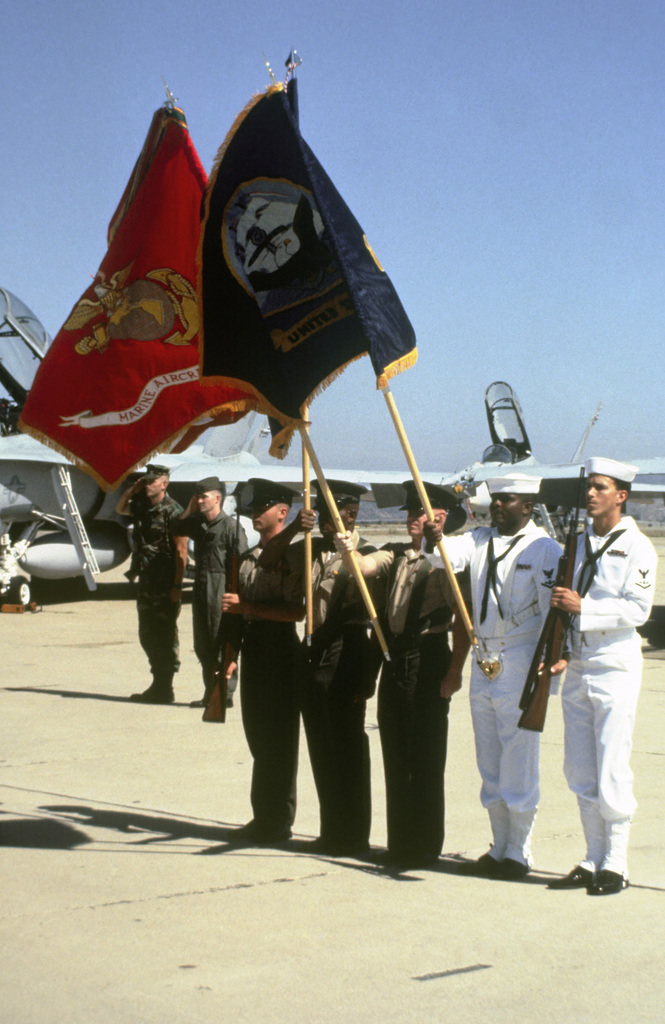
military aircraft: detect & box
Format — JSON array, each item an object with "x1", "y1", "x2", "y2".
[{"x1": 438, "y1": 380, "x2": 665, "y2": 521}]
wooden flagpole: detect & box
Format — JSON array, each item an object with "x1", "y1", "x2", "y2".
[
  {"x1": 297, "y1": 424, "x2": 390, "y2": 659},
  {"x1": 301, "y1": 403, "x2": 313, "y2": 644},
  {"x1": 380, "y1": 383, "x2": 477, "y2": 647}
]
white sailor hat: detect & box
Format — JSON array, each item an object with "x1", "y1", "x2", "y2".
[
  {"x1": 584, "y1": 457, "x2": 639, "y2": 483},
  {"x1": 486, "y1": 474, "x2": 542, "y2": 496}
]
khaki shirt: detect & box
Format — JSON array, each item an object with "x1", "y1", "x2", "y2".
[
  {"x1": 292, "y1": 530, "x2": 377, "y2": 630},
  {"x1": 239, "y1": 543, "x2": 303, "y2": 621},
  {"x1": 371, "y1": 544, "x2": 457, "y2": 637}
]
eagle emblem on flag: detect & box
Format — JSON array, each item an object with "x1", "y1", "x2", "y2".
[{"x1": 64, "y1": 263, "x2": 198, "y2": 354}]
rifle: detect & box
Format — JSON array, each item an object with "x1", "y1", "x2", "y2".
[
  {"x1": 518, "y1": 468, "x2": 585, "y2": 732},
  {"x1": 203, "y1": 508, "x2": 241, "y2": 724}
]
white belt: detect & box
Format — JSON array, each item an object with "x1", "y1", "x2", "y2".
[
  {"x1": 572, "y1": 627, "x2": 635, "y2": 648},
  {"x1": 477, "y1": 630, "x2": 540, "y2": 652}
]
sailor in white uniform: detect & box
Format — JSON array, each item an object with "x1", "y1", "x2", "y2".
[
  {"x1": 424, "y1": 474, "x2": 561, "y2": 879},
  {"x1": 548, "y1": 457, "x2": 657, "y2": 896}
]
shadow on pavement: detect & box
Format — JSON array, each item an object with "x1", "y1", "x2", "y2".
[
  {"x1": 40, "y1": 805, "x2": 238, "y2": 845},
  {"x1": 0, "y1": 813, "x2": 91, "y2": 849},
  {"x1": 4, "y1": 687, "x2": 192, "y2": 706}
]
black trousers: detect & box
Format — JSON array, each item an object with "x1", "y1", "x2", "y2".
[
  {"x1": 377, "y1": 632, "x2": 451, "y2": 860},
  {"x1": 301, "y1": 625, "x2": 374, "y2": 848},
  {"x1": 240, "y1": 621, "x2": 301, "y2": 835}
]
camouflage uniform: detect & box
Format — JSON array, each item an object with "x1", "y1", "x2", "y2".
[{"x1": 129, "y1": 492, "x2": 183, "y2": 693}]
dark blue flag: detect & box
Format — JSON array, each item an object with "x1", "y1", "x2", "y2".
[{"x1": 198, "y1": 83, "x2": 416, "y2": 456}]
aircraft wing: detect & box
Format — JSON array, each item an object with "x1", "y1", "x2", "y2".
[
  {"x1": 439, "y1": 380, "x2": 665, "y2": 508},
  {"x1": 442, "y1": 458, "x2": 665, "y2": 507},
  {"x1": 167, "y1": 458, "x2": 447, "y2": 509}
]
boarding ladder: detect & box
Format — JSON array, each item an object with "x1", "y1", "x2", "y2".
[{"x1": 50, "y1": 467, "x2": 100, "y2": 591}]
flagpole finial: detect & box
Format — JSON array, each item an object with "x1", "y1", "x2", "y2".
[
  {"x1": 262, "y1": 50, "x2": 277, "y2": 84},
  {"x1": 161, "y1": 77, "x2": 177, "y2": 110},
  {"x1": 284, "y1": 49, "x2": 302, "y2": 86}
]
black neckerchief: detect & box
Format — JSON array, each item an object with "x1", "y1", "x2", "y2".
[
  {"x1": 578, "y1": 528, "x2": 626, "y2": 598},
  {"x1": 479, "y1": 533, "x2": 524, "y2": 624}
]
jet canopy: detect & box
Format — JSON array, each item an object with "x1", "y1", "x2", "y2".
[
  {"x1": 482, "y1": 380, "x2": 532, "y2": 464},
  {"x1": 0, "y1": 287, "x2": 51, "y2": 432}
]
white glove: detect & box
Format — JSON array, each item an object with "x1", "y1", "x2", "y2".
[{"x1": 332, "y1": 531, "x2": 354, "y2": 556}]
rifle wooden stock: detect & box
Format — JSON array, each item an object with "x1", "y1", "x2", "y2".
[
  {"x1": 203, "y1": 518, "x2": 241, "y2": 724},
  {"x1": 518, "y1": 468, "x2": 585, "y2": 733},
  {"x1": 203, "y1": 640, "x2": 235, "y2": 723},
  {"x1": 518, "y1": 607, "x2": 565, "y2": 732}
]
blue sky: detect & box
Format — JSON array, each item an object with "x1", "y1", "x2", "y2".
[{"x1": 3, "y1": 0, "x2": 664, "y2": 472}]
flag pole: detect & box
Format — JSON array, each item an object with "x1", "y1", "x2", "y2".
[
  {"x1": 380, "y1": 383, "x2": 477, "y2": 647},
  {"x1": 297, "y1": 423, "x2": 390, "y2": 660},
  {"x1": 301, "y1": 402, "x2": 313, "y2": 645}
]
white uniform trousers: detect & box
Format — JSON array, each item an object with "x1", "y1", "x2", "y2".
[
  {"x1": 562, "y1": 630, "x2": 642, "y2": 859},
  {"x1": 470, "y1": 643, "x2": 540, "y2": 863}
]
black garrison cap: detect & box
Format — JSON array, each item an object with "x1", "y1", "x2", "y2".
[{"x1": 195, "y1": 476, "x2": 225, "y2": 495}]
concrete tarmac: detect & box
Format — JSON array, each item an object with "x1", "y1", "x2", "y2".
[{"x1": 2, "y1": 537, "x2": 665, "y2": 1024}]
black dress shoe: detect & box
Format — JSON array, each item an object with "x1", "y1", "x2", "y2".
[
  {"x1": 464, "y1": 852, "x2": 503, "y2": 878},
  {"x1": 227, "y1": 821, "x2": 258, "y2": 844},
  {"x1": 238, "y1": 822, "x2": 292, "y2": 845},
  {"x1": 228, "y1": 821, "x2": 292, "y2": 845},
  {"x1": 587, "y1": 869, "x2": 629, "y2": 896},
  {"x1": 548, "y1": 865, "x2": 594, "y2": 890},
  {"x1": 496, "y1": 857, "x2": 530, "y2": 880},
  {"x1": 130, "y1": 686, "x2": 174, "y2": 704}
]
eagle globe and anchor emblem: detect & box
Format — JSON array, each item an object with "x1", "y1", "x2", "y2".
[{"x1": 64, "y1": 262, "x2": 198, "y2": 355}]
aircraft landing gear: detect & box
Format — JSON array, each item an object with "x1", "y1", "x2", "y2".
[
  {"x1": 1, "y1": 531, "x2": 33, "y2": 606},
  {"x1": 5, "y1": 576, "x2": 31, "y2": 606}
]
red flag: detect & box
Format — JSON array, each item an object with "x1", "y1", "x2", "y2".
[{"x1": 20, "y1": 105, "x2": 254, "y2": 489}]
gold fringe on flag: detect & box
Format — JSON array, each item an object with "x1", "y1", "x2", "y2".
[{"x1": 375, "y1": 348, "x2": 418, "y2": 391}]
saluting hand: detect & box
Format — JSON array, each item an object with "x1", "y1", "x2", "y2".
[{"x1": 184, "y1": 494, "x2": 199, "y2": 517}]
